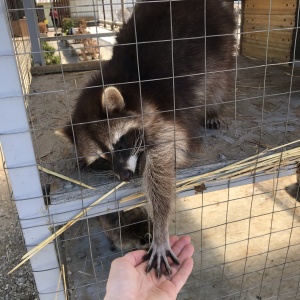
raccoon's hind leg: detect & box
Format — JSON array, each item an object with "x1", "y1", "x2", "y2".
[
  {"x1": 203, "y1": 71, "x2": 232, "y2": 129},
  {"x1": 206, "y1": 111, "x2": 221, "y2": 129},
  {"x1": 142, "y1": 146, "x2": 180, "y2": 277}
]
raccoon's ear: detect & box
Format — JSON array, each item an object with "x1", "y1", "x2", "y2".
[
  {"x1": 102, "y1": 86, "x2": 125, "y2": 112},
  {"x1": 55, "y1": 124, "x2": 73, "y2": 141}
]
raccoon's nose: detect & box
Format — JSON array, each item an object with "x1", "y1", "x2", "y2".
[{"x1": 119, "y1": 169, "x2": 133, "y2": 181}]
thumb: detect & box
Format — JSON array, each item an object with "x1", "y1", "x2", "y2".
[{"x1": 171, "y1": 257, "x2": 194, "y2": 293}]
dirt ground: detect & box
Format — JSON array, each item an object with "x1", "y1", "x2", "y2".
[{"x1": 0, "y1": 152, "x2": 38, "y2": 299}]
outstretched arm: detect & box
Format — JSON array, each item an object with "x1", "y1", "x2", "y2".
[{"x1": 143, "y1": 146, "x2": 178, "y2": 276}]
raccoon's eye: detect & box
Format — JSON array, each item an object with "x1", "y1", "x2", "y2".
[
  {"x1": 118, "y1": 136, "x2": 127, "y2": 150},
  {"x1": 120, "y1": 141, "x2": 126, "y2": 149}
]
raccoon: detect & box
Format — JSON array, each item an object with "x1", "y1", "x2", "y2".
[
  {"x1": 57, "y1": 0, "x2": 235, "y2": 277},
  {"x1": 97, "y1": 207, "x2": 152, "y2": 251},
  {"x1": 285, "y1": 163, "x2": 300, "y2": 202}
]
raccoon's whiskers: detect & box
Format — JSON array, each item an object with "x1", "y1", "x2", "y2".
[{"x1": 131, "y1": 130, "x2": 143, "y2": 156}]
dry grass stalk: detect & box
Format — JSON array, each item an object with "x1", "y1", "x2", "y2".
[
  {"x1": 178, "y1": 143, "x2": 300, "y2": 187},
  {"x1": 62, "y1": 264, "x2": 68, "y2": 299},
  {"x1": 54, "y1": 264, "x2": 68, "y2": 300},
  {"x1": 73, "y1": 222, "x2": 84, "y2": 237},
  {"x1": 54, "y1": 266, "x2": 63, "y2": 300},
  {"x1": 120, "y1": 192, "x2": 145, "y2": 204},
  {"x1": 123, "y1": 201, "x2": 147, "y2": 212},
  {"x1": 38, "y1": 165, "x2": 95, "y2": 190},
  {"x1": 120, "y1": 141, "x2": 300, "y2": 203},
  {"x1": 8, "y1": 182, "x2": 126, "y2": 275},
  {"x1": 78, "y1": 270, "x2": 93, "y2": 277}
]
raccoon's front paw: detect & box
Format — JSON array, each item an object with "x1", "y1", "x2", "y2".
[
  {"x1": 206, "y1": 118, "x2": 221, "y2": 129},
  {"x1": 143, "y1": 241, "x2": 180, "y2": 277}
]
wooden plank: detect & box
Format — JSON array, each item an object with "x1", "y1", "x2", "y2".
[
  {"x1": 244, "y1": 0, "x2": 297, "y2": 15},
  {"x1": 244, "y1": 8, "x2": 296, "y2": 14},
  {"x1": 242, "y1": 26, "x2": 294, "y2": 37},
  {"x1": 245, "y1": 0, "x2": 297, "y2": 6},
  {"x1": 242, "y1": 23, "x2": 296, "y2": 31},
  {"x1": 242, "y1": 41, "x2": 291, "y2": 54},
  {"x1": 243, "y1": 37, "x2": 292, "y2": 50},
  {"x1": 245, "y1": 0, "x2": 297, "y2": 10},
  {"x1": 245, "y1": 13, "x2": 295, "y2": 27},
  {"x1": 242, "y1": 41, "x2": 291, "y2": 62},
  {"x1": 244, "y1": 14, "x2": 295, "y2": 28},
  {"x1": 242, "y1": 50, "x2": 289, "y2": 62},
  {"x1": 242, "y1": 31, "x2": 293, "y2": 48}
]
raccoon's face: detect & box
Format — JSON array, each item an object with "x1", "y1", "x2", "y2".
[
  {"x1": 107, "y1": 127, "x2": 143, "y2": 181},
  {"x1": 57, "y1": 86, "x2": 143, "y2": 182}
]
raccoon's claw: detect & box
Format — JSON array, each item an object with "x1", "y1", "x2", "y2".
[
  {"x1": 206, "y1": 118, "x2": 221, "y2": 129},
  {"x1": 110, "y1": 243, "x2": 116, "y2": 251},
  {"x1": 143, "y1": 242, "x2": 180, "y2": 277}
]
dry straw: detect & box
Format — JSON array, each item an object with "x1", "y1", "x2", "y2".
[
  {"x1": 54, "y1": 264, "x2": 68, "y2": 300},
  {"x1": 120, "y1": 139, "x2": 300, "y2": 203},
  {"x1": 38, "y1": 165, "x2": 95, "y2": 190},
  {"x1": 8, "y1": 181, "x2": 126, "y2": 275}
]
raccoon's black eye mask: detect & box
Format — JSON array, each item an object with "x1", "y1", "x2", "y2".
[
  {"x1": 114, "y1": 135, "x2": 128, "y2": 151},
  {"x1": 113, "y1": 129, "x2": 142, "y2": 153}
]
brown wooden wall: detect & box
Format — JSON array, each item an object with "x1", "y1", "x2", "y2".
[{"x1": 241, "y1": 0, "x2": 298, "y2": 62}]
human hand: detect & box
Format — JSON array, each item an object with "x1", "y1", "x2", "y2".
[{"x1": 104, "y1": 235, "x2": 194, "y2": 300}]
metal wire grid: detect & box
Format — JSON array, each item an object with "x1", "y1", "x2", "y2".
[
  {"x1": 69, "y1": 0, "x2": 134, "y2": 23},
  {"x1": 1, "y1": 0, "x2": 300, "y2": 299},
  {"x1": 5, "y1": 0, "x2": 32, "y2": 94}
]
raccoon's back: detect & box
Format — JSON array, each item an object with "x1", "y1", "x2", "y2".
[
  {"x1": 111, "y1": 0, "x2": 235, "y2": 80},
  {"x1": 102, "y1": 0, "x2": 235, "y2": 114}
]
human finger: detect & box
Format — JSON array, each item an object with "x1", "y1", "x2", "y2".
[
  {"x1": 160, "y1": 236, "x2": 192, "y2": 276},
  {"x1": 170, "y1": 236, "x2": 191, "y2": 258},
  {"x1": 170, "y1": 257, "x2": 194, "y2": 293},
  {"x1": 169, "y1": 243, "x2": 194, "y2": 274},
  {"x1": 169, "y1": 235, "x2": 179, "y2": 247},
  {"x1": 164, "y1": 236, "x2": 191, "y2": 269},
  {"x1": 123, "y1": 249, "x2": 147, "y2": 267},
  {"x1": 178, "y1": 243, "x2": 194, "y2": 262}
]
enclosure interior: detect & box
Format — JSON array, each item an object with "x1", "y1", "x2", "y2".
[
  {"x1": 28, "y1": 57, "x2": 300, "y2": 300},
  {"x1": 3, "y1": 0, "x2": 300, "y2": 299}
]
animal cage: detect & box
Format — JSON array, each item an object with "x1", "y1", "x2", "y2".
[{"x1": 0, "y1": 0, "x2": 300, "y2": 299}]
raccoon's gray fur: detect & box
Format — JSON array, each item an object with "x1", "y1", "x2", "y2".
[
  {"x1": 97, "y1": 207, "x2": 152, "y2": 251},
  {"x1": 57, "y1": 0, "x2": 235, "y2": 277},
  {"x1": 285, "y1": 163, "x2": 300, "y2": 202}
]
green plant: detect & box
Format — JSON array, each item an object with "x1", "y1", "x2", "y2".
[
  {"x1": 62, "y1": 18, "x2": 74, "y2": 34},
  {"x1": 42, "y1": 42, "x2": 61, "y2": 65}
]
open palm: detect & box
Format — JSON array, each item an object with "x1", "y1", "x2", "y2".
[{"x1": 105, "y1": 236, "x2": 194, "y2": 300}]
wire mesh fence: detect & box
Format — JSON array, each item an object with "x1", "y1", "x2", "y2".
[{"x1": 0, "y1": 0, "x2": 300, "y2": 299}]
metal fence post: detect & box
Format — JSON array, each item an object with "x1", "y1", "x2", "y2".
[
  {"x1": 0, "y1": 1, "x2": 64, "y2": 299},
  {"x1": 23, "y1": 0, "x2": 45, "y2": 65}
]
